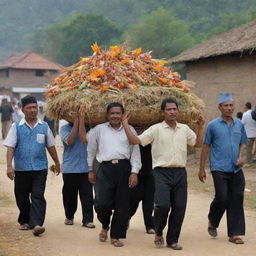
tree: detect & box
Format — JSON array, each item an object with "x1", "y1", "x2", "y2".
[
  {"x1": 32, "y1": 14, "x2": 122, "y2": 65},
  {"x1": 128, "y1": 8, "x2": 195, "y2": 58}
]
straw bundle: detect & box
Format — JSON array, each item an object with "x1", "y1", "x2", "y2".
[{"x1": 45, "y1": 44, "x2": 204, "y2": 128}]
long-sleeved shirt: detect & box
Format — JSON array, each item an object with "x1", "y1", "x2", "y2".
[{"x1": 87, "y1": 122, "x2": 141, "y2": 173}]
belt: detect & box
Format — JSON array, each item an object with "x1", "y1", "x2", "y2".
[{"x1": 101, "y1": 159, "x2": 128, "y2": 165}]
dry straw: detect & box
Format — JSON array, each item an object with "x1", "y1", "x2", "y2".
[{"x1": 45, "y1": 86, "x2": 204, "y2": 129}]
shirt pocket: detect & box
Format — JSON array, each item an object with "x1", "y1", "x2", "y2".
[
  {"x1": 37, "y1": 134, "x2": 45, "y2": 144},
  {"x1": 232, "y1": 130, "x2": 241, "y2": 145}
]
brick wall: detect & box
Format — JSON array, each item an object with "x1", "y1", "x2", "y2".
[{"x1": 187, "y1": 53, "x2": 256, "y2": 122}]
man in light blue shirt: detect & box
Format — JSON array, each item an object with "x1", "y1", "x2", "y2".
[
  {"x1": 60, "y1": 108, "x2": 94, "y2": 228},
  {"x1": 199, "y1": 93, "x2": 248, "y2": 245}
]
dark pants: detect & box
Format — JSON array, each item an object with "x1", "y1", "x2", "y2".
[
  {"x1": 94, "y1": 160, "x2": 131, "y2": 239},
  {"x1": 153, "y1": 167, "x2": 187, "y2": 245},
  {"x1": 129, "y1": 175, "x2": 155, "y2": 230},
  {"x1": 208, "y1": 170, "x2": 245, "y2": 236},
  {"x1": 14, "y1": 170, "x2": 47, "y2": 228},
  {"x1": 62, "y1": 173, "x2": 94, "y2": 223}
]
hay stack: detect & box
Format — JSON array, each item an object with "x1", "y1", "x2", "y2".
[{"x1": 45, "y1": 44, "x2": 204, "y2": 128}]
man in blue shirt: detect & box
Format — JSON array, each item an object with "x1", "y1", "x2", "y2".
[
  {"x1": 199, "y1": 93, "x2": 248, "y2": 245},
  {"x1": 4, "y1": 95, "x2": 60, "y2": 236},
  {"x1": 60, "y1": 107, "x2": 94, "y2": 228}
]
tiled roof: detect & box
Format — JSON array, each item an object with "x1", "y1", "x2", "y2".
[{"x1": 0, "y1": 51, "x2": 64, "y2": 70}]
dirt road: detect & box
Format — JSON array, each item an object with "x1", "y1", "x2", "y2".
[{"x1": 0, "y1": 138, "x2": 256, "y2": 256}]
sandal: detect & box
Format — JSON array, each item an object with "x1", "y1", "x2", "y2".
[
  {"x1": 208, "y1": 227, "x2": 217, "y2": 237},
  {"x1": 64, "y1": 218, "x2": 73, "y2": 225},
  {"x1": 154, "y1": 236, "x2": 164, "y2": 248},
  {"x1": 19, "y1": 223, "x2": 30, "y2": 230},
  {"x1": 111, "y1": 239, "x2": 124, "y2": 247},
  {"x1": 82, "y1": 222, "x2": 96, "y2": 229},
  {"x1": 166, "y1": 243, "x2": 183, "y2": 250},
  {"x1": 229, "y1": 237, "x2": 244, "y2": 244},
  {"x1": 99, "y1": 228, "x2": 109, "y2": 242},
  {"x1": 146, "y1": 228, "x2": 155, "y2": 234}
]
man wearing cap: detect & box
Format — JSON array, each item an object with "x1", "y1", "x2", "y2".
[
  {"x1": 199, "y1": 93, "x2": 248, "y2": 244},
  {"x1": 4, "y1": 95, "x2": 60, "y2": 236}
]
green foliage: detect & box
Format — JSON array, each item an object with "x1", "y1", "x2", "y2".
[
  {"x1": 1, "y1": 0, "x2": 256, "y2": 61},
  {"x1": 129, "y1": 8, "x2": 195, "y2": 58},
  {"x1": 32, "y1": 14, "x2": 121, "y2": 66}
]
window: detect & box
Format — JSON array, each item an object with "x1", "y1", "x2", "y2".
[{"x1": 35, "y1": 70, "x2": 45, "y2": 77}]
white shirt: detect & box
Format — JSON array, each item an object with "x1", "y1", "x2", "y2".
[
  {"x1": 87, "y1": 122, "x2": 141, "y2": 173},
  {"x1": 4, "y1": 118, "x2": 55, "y2": 148},
  {"x1": 138, "y1": 121, "x2": 196, "y2": 168},
  {"x1": 241, "y1": 110, "x2": 256, "y2": 138}
]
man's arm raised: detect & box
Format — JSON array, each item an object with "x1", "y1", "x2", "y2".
[{"x1": 122, "y1": 113, "x2": 141, "y2": 145}]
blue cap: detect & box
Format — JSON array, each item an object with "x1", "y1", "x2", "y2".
[{"x1": 218, "y1": 93, "x2": 233, "y2": 104}]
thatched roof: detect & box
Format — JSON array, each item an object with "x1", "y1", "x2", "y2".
[
  {"x1": 0, "y1": 51, "x2": 64, "y2": 70},
  {"x1": 170, "y1": 20, "x2": 256, "y2": 64}
]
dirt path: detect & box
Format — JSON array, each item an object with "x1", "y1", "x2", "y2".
[{"x1": 0, "y1": 138, "x2": 256, "y2": 256}]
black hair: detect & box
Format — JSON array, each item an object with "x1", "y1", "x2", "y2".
[
  {"x1": 106, "y1": 102, "x2": 125, "y2": 113},
  {"x1": 161, "y1": 97, "x2": 179, "y2": 110},
  {"x1": 245, "y1": 102, "x2": 252, "y2": 109},
  {"x1": 236, "y1": 112, "x2": 243, "y2": 120},
  {"x1": 21, "y1": 95, "x2": 37, "y2": 108}
]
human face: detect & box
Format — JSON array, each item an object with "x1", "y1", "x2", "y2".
[
  {"x1": 163, "y1": 102, "x2": 179, "y2": 122},
  {"x1": 218, "y1": 101, "x2": 234, "y2": 118},
  {"x1": 107, "y1": 106, "x2": 123, "y2": 127},
  {"x1": 22, "y1": 103, "x2": 38, "y2": 120}
]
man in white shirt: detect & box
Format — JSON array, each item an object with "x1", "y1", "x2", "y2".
[
  {"x1": 87, "y1": 102, "x2": 141, "y2": 247},
  {"x1": 241, "y1": 102, "x2": 256, "y2": 165}
]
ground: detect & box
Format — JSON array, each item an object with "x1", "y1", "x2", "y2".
[{"x1": 0, "y1": 137, "x2": 256, "y2": 256}]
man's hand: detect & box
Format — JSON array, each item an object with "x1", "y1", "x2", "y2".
[
  {"x1": 198, "y1": 169, "x2": 206, "y2": 183},
  {"x1": 7, "y1": 166, "x2": 15, "y2": 180},
  {"x1": 55, "y1": 163, "x2": 60, "y2": 176},
  {"x1": 129, "y1": 173, "x2": 138, "y2": 188},
  {"x1": 236, "y1": 158, "x2": 245, "y2": 167},
  {"x1": 122, "y1": 112, "x2": 131, "y2": 125},
  {"x1": 88, "y1": 171, "x2": 96, "y2": 184}
]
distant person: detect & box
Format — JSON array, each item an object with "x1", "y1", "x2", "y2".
[
  {"x1": 4, "y1": 95, "x2": 60, "y2": 236},
  {"x1": 241, "y1": 102, "x2": 256, "y2": 165},
  {"x1": 236, "y1": 112, "x2": 243, "y2": 120},
  {"x1": 199, "y1": 93, "x2": 248, "y2": 245},
  {"x1": 44, "y1": 115, "x2": 56, "y2": 137},
  {"x1": 12, "y1": 104, "x2": 24, "y2": 123},
  {"x1": 60, "y1": 107, "x2": 95, "y2": 228},
  {"x1": 0, "y1": 98, "x2": 14, "y2": 139}
]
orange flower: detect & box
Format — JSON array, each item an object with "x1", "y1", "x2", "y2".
[
  {"x1": 132, "y1": 48, "x2": 142, "y2": 56},
  {"x1": 110, "y1": 45, "x2": 121, "y2": 54},
  {"x1": 152, "y1": 65, "x2": 162, "y2": 71},
  {"x1": 91, "y1": 43, "x2": 101, "y2": 54},
  {"x1": 158, "y1": 77, "x2": 168, "y2": 84},
  {"x1": 183, "y1": 87, "x2": 190, "y2": 93},
  {"x1": 90, "y1": 69, "x2": 106, "y2": 79},
  {"x1": 121, "y1": 58, "x2": 132, "y2": 65},
  {"x1": 62, "y1": 76, "x2": 70, "y2": 83},
  {"x1": 99, "y1": 85, "x2": 110, "y2": 92}
]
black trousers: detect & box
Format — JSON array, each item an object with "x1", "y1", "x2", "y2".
[
  {"x1": 14, "y1": 170, "x2": 47, "y2": 228},
  {"x1": 62, "y1": 173, "x2": 94, "y2": 223},
  {"x1": 94, "y1": 160, "x2": 131, "y2": 239},
  {"x1": 153, "y1": 167, "x2": 187, "y2": 245},
  {"x1": 208, "y1": 170, "x2": 245, "y2": 236},
  {"x1": 129, "y1": 175, "x2": 155, "y2": 230}
]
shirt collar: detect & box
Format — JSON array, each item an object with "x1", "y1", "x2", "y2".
[
  {"x1": 18, "y1": 117, "x2": 43, "y2": 127},
  {"x1": 107, "y1": 122, "x2": 123, "y2": 131},
  {"x1": 162, "y1": 120, "x2": 181, "y2": 129},
  {"x1": 218, "y1": 116, "x2": 236, "y2": 125}
]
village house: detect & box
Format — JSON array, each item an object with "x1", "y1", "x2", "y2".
[
  {"x1": 170, "y1": 20, "x2": 256, "y2": 121},
  {"x1": 0, "y1": 51, "x2": 64, "y2": 101}
]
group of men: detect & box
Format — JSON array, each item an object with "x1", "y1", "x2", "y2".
[{"x1": 3, "y1": 92, "x2": 249, "y2": 249}]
